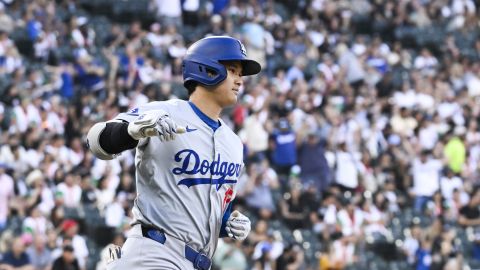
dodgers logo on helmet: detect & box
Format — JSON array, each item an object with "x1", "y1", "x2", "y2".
[
  {"x1": 172, "y1": 149, "x2": 242, "y2": 190},
  {"x1": 238, "y1": 40, "x2": 247, "y2": 56}
]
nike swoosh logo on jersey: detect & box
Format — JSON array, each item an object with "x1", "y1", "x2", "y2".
[{"x1": 185, "y1": 126, "x2": 198, "y2": 132}]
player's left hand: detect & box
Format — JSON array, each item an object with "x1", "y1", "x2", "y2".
[{"x1": 225, "y1": 210, "x2": 251, "y2": 241}]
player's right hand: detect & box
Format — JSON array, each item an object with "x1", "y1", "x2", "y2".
[
  {"x1": 127, "y1": 109, "x2": 186, "y2": 141},
  {"x1": 225, "y1": 210, "x2": 251, "y2": 241}
]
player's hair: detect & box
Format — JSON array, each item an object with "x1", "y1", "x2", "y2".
[{"x1": 185, "y1": 81, "x2": 197, "y2": 96}]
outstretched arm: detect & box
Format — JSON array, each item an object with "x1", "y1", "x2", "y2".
[{"x1": 87, "y1": 109, "x2": 185, "y2": 160}]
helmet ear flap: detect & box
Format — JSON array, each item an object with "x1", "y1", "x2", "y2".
[{"x1": 183, "y1": 59, "x2": 227, "y2": 87}]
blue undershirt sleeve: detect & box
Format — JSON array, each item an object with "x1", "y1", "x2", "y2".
[{"x1": 219, "y1": 202, "x2": 233, "y2": 238}]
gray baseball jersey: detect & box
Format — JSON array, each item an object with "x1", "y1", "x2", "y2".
[{"x1": 114, "y1": 99, "x2": 242, "y2": 258}]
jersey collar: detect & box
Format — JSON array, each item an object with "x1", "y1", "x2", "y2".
[{"x1": 188, "y1": 101, "x2": 221, "y2": 132}]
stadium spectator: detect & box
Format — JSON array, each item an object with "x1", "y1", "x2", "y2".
[
  {"x1": 244, "y1": 161, "x2": 278, "y2": 219},
  {"x1": 410, "y1": 150, "x2": 443, "y2": 213},
  {"x1": 269, "y1": 118, "x2": 296, "y2": 176},
  {"x1": 51, "y1": 245, "x2": 80, "y2": 270},
  {"x1": 26, "y1": 234, "x2": 51, "y2": 270},
  {"x1": 0, "y1": 164, "x2": 14, "y2": 233},
  {"x1": 297, "y1": 130, "x2": 330, "y2": 193},
  {"x1": 279, "y1": 184, "x2": 309, "y2": 230},
  {"x1": 0, "y1": 237, "x2": 34, "y2": 270},
  {"x1": 60, "y1": 220, "x2": 88, "y2": 270},
  {"x1": 56, "y1": 173, "x2": 82, "y2": 209}
]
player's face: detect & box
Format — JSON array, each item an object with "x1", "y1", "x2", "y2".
[{"x1": 211, "y1": 61, "x2": 243, "y2": 107}]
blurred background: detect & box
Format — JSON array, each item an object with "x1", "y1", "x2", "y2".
[{"x1": 0, "y1": 0, "x2": 479, "y2": 269}]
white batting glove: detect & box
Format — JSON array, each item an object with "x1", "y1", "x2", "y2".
[
  {"x1": 225, "y1": 210, "x2": 251, "y2": 241},
  {"x1": 127, "y1": 109, "x2": 186, "y2": 141}
]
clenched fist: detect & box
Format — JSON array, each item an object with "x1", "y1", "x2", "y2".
[{"x1": 225, "y1": 210, "x2": 251, "y2": 241}]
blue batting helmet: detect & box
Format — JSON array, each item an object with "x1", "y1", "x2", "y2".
[{"x1": 182, "y1": 36, "x2": 261, "y2": 88}]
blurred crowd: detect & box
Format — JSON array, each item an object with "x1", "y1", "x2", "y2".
[{"x1": 0, "y1": 0, "x2": 480, "y2": 269}]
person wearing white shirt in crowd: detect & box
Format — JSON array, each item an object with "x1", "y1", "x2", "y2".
[
  {"x1": 334, "y1": 196, "x2": 363, "y2": 267},
  {"x1": 313, "y1": 192, "x2": 339, "y2": 238},
  {"x1": 414, "y1": 48, "x2": 438, "y2": 73},
  {"x1": 437, "y1": 92, "x2": 463, "y2": 121},
  {"x1": 56, "y1": 173, "x2": 82, "y2": 209},
  {"x1": 13, "y1": 97, "x2": 41, "y2": 133},
  {"x1": 411, "y1": 150, "x2": 443, "y2": 213},
  {"x1": 34, "y1": 30, "x2": 58, "y2": 61},
  {"x1": 402, "y1": 222, "x2": 422, "y2": 265},
  {"x1": 151, "y1": 0, "x2": 182, "y2": 27},
  {"x1": 317, "y1": 54, "x2": 339, "y2": 85},
  {"x1": 440, "y1": 168, "x2": 463, "y2": 201},
  {"x1": 23, "y1": 206, "x2": 51, "y2": 236},
  {"x1": 68, "y1": 137, "x2": 85, "y2": 168},
  {"x1": 167, "y1": 38, "x2": 187, "y2": 60},
  {"x1": 0, "y1": 164, "x2": 14, "y2": 232},
  {"x1": 451, "y1": 0, "x2": 476, "y2": 16},
  {"x1": 45, "y1": 135, "x2": 72, "y2": 168},
  {"x1": 418, "y1": 120, "x2": 439, "y2": 150},
  {"x1": 336, "y1": 43, "x2": 366, "y2": 86},
  {"x1": 90, "y1": 158, "x2": 123, "y2": 187},
  {"x1": 390, "y1": 107, "x2": 418, "y2": 138},
  {"x1": 3, "y1": 46, "x2": 22, "y2": 74},
  {"x1": 0, "y1": 141, "x2": 31, "y2": 179},
  {"x1": 95, "y1": 176, "x2": 115, "y2": 213},
  {"x1": 241, "y1": 109, "x2": 269, "y2": 161},
  {"x1": 336, "y1": 197, "x2": 365, "y2": 237},
  {"x1": 361, "y1": 198, "x2": 388, "y2": 237},
  {"x1": 105, "y1": 194, "x2": 126, "y2": 229},
  {"x1": 415, "y1": 86, "x2": 435, "y2": 113},
  {"x1": 25, "y1": 170, "x2": 54, "y2": 216},
  {"x1": 39, "y1": 102, "x2": 64, "y2": 135},
  {"x1": 339, "y1": 113, "x2": 362, "y2": 150},
  {"x1": 334, "y1": 142, "x2": 363, "y2": 191},
  {"x1": 271, "y1": 69, "x2": 291, "y2": 94},
  {"x1": 146, "y1": 23, "x2": 165, "y2": 49},
  {"x1": 330, "y1": 236, "x2": 356, "y2": 267}
]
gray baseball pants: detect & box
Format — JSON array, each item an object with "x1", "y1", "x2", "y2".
[{"x1": 106, "y1": 225, "x2": 203, "y2": 270}]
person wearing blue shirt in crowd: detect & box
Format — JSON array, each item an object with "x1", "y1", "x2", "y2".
[
  {"x1": 73, "y1": 53, "x2": 105, "y2": 94},
  {"x1": 60, "y1": 62, "x2": 74, "y2": 100},
  {"x1": 0, "y1": 237, "x2": 33, "y2": 270},
  {"x1": 269, "y1": 118, "x2": 296, "y2": 177},
  {"x1": 415, "y1": 237, "x2": 433, "y2": 270},
  {"x1": 298, "y1": 130, "x2": 330, "y2": 194}
]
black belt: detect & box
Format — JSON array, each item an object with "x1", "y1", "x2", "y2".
[{"x1": 141, "y1": 225, "x2": 211, "y2": 270}]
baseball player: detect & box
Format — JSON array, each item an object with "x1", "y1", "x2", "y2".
[{"x1": 86, "y1": 36, "x2": 261, "y2": 269}]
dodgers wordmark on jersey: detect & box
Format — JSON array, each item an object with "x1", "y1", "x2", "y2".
[{"x1": 113, "y1": 99, "x2": 243, "y2": 258}]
